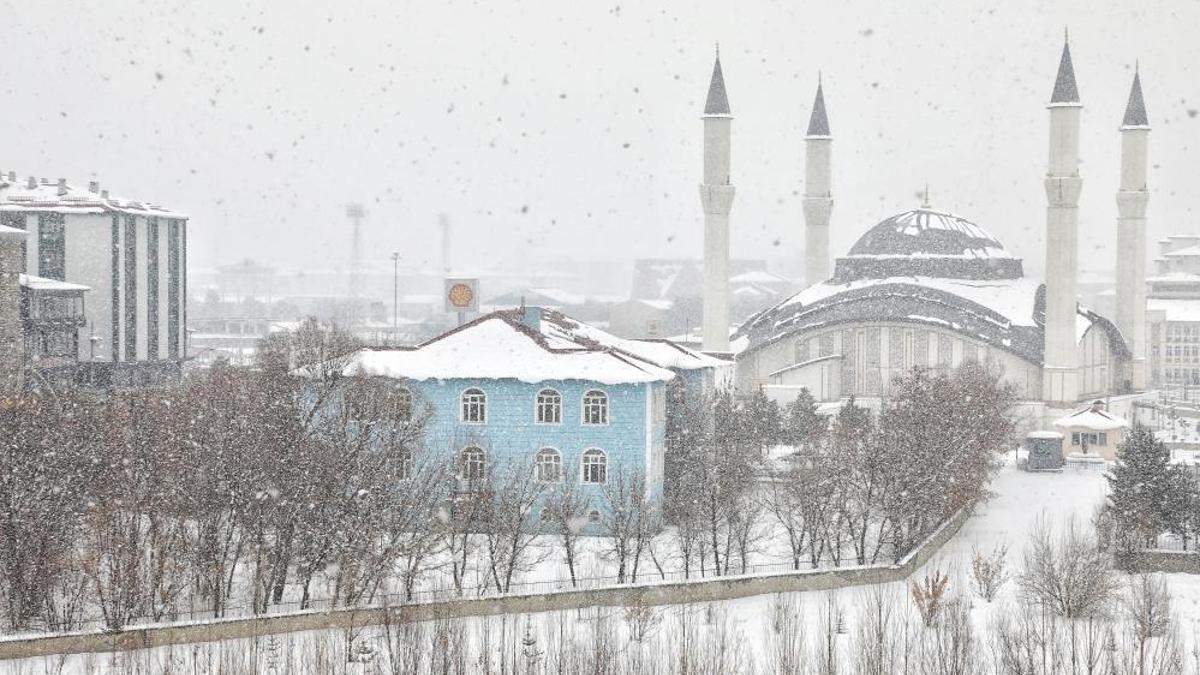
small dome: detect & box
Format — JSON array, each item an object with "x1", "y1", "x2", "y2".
[
  {"x1": 848, "y1": 209, "x2": 1009, "y2": 258},
  {"x1": 833, "y1": 208, "x2": 1023, "y2": 282}
]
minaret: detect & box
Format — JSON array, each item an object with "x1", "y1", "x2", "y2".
[
  {"x1": 700, "y1": 48, "x2": 735, "y2": 352},
  {"x1": 1116, "y1": 66, "x2": 1150, "y2": 390},
  {"x1": 803, "y1": 76, "x2": 833, "y2": 287},
  {"x1": 1042, "y1": 34, "x2": 1083, "y2": 404}
]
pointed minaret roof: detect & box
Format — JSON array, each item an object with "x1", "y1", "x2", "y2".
[
  {"x1": 806, "y1": 77, "x2": 830, "y2": 136},
  {"x1": 703, "y1": 47, "x2": 731, "y2": 115},
  {"x1": 1050, "y1": 34, "x2": 1080, "y2": 104},
  {"x1": 1122, "y1": 66, "x2": 1148, "y2": 127}
]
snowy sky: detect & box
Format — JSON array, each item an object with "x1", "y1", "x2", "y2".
[{"x1": 3, "y1": 0, "x2": 1199, "y2": 280}]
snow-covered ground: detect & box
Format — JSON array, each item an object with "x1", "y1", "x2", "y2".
[{"x1": 9, "y1": 458, "x2": 1200, "y2": 673}]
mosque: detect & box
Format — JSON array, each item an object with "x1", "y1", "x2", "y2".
[{"x1": 698, "y1": 38, "x2": 1153, "y2": 413}]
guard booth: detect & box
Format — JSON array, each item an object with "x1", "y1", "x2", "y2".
[{"x1": 1024, "y1": 431, "x2": 1065, "y2": 471}]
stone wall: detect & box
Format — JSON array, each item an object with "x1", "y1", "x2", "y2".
[{"x1": 0, "y1": 509, "x2": 969, "y2": 661}]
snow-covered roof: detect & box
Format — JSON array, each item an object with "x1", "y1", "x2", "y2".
[
  {"x1": 0, "y1": 175, "x2": 185, "y2": 219},
  {"x1": 339, "y1": 311, "x2": 676, "y2": 385},
  {"x1": 1147, "y1": 272, "x2": 1200, "y2": 283},
  {"x1": 1053, "y1": 407, "x2": 1129, "y2": 431},
  {"x1": 779, "y1": 276, "x2": 1042, "y2": 326},
  {"x1": 18, "y1": 274, "x2": 90, "y2": 292},
  {"x1": 535, "y1": 307, "x2": 728, "y2": 371},
  {"x1": 731, "y1": 269, "x2": 791, "y2": 285},
  {"x1": 1026, "y1": 430, "x2": 1065, "y2": 440},
  {"x1": 0, "y1": 223, "x2": 26, "y2": 237},
  {"x1": 1147, "y1": 298, "x2": 1200, "y2": 322},
  {"x1": 736, "y1": 275, "x2": 1128, "y2": 365},
  {"x1": 1164, "y1": 245, "x2": 1200, "y2": 258}
]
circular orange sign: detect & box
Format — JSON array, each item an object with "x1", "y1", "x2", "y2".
[{"x1": 448, "y1": 283, "x2": 474, "y2": 308}]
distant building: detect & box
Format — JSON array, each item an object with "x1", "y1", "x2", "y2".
[
  {"x1": 1147, "y1": 235, "x2": 1200, "y2": 390},
  {"x1": 0, "y1": 225, "x2": 24, "y2": 392},
  {"x1": 1053, "y1": 401, "x2": 1129, "y2": 461},
  {"x1": 614, "y1": 258, "x2": 789, "y2": 340},
  {"x1": 332, "y1": 307, "x2": 729, "y2": 525},
  {"x1": 0, "y1": 174, "x2": 187, "y2": 388}
]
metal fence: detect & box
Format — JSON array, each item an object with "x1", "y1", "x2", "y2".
[{"x1": 1147, "y1": 533, "x2": 1197, "y2": 553}]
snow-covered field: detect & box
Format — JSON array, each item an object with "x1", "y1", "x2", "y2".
[{"x1": 8, "y1": 458, "x2": 1200, "y2": 674}]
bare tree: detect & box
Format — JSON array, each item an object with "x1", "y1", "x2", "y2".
[
  {"x1": 543, "y1": 479, "x2": 591, "y2": 587},
  {"x1": 1019, "y1": 517, "x2": 1119, "y2": 620},
  {"x1": 970, "y1": 544, "x2": 1010, "y2": 603},
  {"x1": 601, "y1": 469, "x2": 656, "y2": 583},
  {"x1": 480, "y1": 460, "x2": 548, "y2": 594}
]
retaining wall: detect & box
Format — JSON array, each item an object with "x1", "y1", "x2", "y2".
[{"x1": 0, "y1": 508, "x2": 969, "y2": 661}]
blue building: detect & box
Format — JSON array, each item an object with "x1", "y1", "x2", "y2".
[{"x1": 337, "y1": 307, "x2": 729, "y2": 523}]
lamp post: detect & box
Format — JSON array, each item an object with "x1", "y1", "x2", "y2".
[{"x1": 391, "y1": 252, "x2": 400, "y2": 345}]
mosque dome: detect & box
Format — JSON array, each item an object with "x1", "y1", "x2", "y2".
[{"x1": 833, "y1": 208, "x2": 1024, "y2": 282}]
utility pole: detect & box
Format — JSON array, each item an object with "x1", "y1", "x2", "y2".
[
  {"x1": 391, "y1": 251, "x2": 399, "y2": 345},
  {"x1": 345, "y1": 203, "x2": 365, "y2": 327}
]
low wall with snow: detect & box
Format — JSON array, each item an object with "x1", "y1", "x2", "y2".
[
  {"x1": 0, "y1": 509, "x2": 970, "y2": 661},
  {"x1": 1116, "y1": 550, "x2": 1200, "y2": 575}
]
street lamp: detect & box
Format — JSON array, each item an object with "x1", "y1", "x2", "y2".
[{"x1": 391, "y1": 252, "x2": 400, "y2": 345}]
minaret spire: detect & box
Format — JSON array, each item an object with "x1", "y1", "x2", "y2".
[
  {"x1": 1050, "y1": 33, "x2": 1080, "y2": 104},
  {"x1": 1116, "y1": 66, "x2": 1151, "y2": 390},
  {"x1": 806, "y1": 78, "x2": 830, "y2": 137},
  {"x1": 1042, "y1": 34, "x2": 1084, "y2": 405},
  {"x1": 703, "y1": 47, "x2": 731, "y2": 116},
  {"x1": 699, "y1": 49, "x2": 735, "y2": 351},
  {"x1": 803, "y1": 76, "x2": 833, "y2": 286},
  {"x1": 1122, "y1": 67, "x2": 1148, "y2": 127}
]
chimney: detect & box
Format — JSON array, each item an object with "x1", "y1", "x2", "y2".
[
  {"x1": 100, "y1": 189, "x2": 109, "y2": 199},
  {"x1": 26, "y1": 176, "x2": 35, "y2": 189},
  {"x1": 88, "y1": 181, "x2": 99, "y2": 193},
  {"x1": 521, "y1": 304, "x2": 542, "y2": 332},
  {"x1": 6, "y1": 172, "x2": 13, "y2": 181},
  {"x1": 56, "y1": 178, "x2": 67, "y2": 195}
]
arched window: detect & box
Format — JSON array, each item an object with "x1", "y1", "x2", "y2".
[
  {"x1": 389, "y1": 385, "x2": 414, "y2": 422},
  {"x1": 582, "y1": 390, "x2": 608, "y2": 425},
  {"x1": 535, "y1": 448, "x2": 562, "y2": 482},
  {"x1": 461, "y1": 388, "x2": 486, "y2": 423},
  {"x1": 460, "y1": 446, "x2": 486, "y2": 481},
  {"x1": 536, "y1": 388, "x2": 562, "y2": 424},
  {"x1": 581, "y1": 448, "x2": 607, "y2": 484}
]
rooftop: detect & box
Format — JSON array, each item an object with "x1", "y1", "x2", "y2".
[
  {"x1": 1053, "y1": 406, "x2": 1128, "y2": 431},
  {"x1": 19, "y1": 274, "x2": 90, "y2": 293},
  {"x1": 0, "y1": 174, "x2": 185, "y2": 218},
  {"x1": 339, "y1": 310, "x2": 677, "y2": 385}
]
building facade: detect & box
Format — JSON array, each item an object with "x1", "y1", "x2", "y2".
[
  {"x1": 0, "y1": 174, "x2": 187, "y2": 388},
  {"x1": 333, "y1": 308, "x2": 729, "y2": 525}
]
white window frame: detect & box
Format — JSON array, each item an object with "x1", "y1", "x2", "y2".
[
  {"x1": 459, "y1": 446, "x2": 486, "y2": 481},
  {"x1": 581, "y1": 448, "x2": 607, "y2": 484},
  {"x1": 391, "y1": 385, "x2": 414, "y2": 423},
  {"x1": 535, "y1": 447, "x2": 562, "y2": 483},
  {"x1": 460, "y1": 388, "x2": 487, "y2": 424},
  {"x1": 582, "y1": 390, "x2": 609, "y2": 426},
  {"x1": 535, "y1": 388, "x2": 562, "y2": 425}
]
